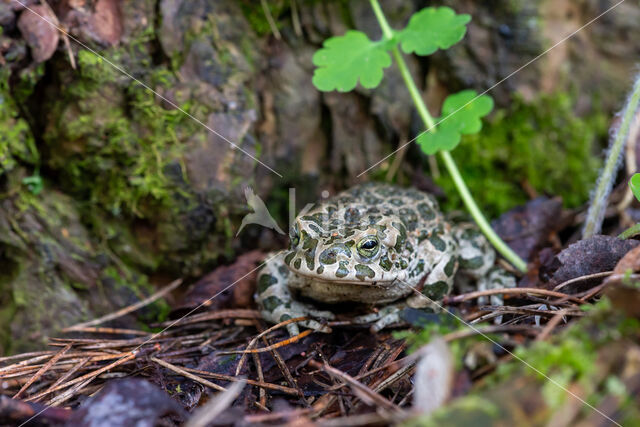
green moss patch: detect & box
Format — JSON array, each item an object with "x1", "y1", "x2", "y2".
[{"x1": 436, "y1": 93, "x2": 607, "y2": 217}]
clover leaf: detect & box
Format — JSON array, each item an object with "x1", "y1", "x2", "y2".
[
  {"x1": 312, "y1": 30, "x2": 392, "y2": 92},
  {"x1": 397, "y1": 7, "x2": 470, "y2": 56},
  {"x1": 418, "y1": 90, "x2": 493, "y2": 154}
]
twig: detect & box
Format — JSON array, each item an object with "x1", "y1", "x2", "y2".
[
  {"x1": 63, "y1": 279, "x2": 182, "y2": 331},
  {"x1": 0, "y1": 351, "x2": 54, "y2": 363},
  {"x1": 308, "y1": 360, "x2": 401, "y2": 413},
  {"x1": 536, "y1": 310, "x2": 568, "y2": 341},
  {"x1": 235, "y1": 316, "x2": 309, "y2": 375},
  {"x1": 251, "y1": 323, "x2": 307, "y2": 402},
  {"x1": 40, "y1": 0, "x2": 76, "y2": 69},
  {"x1": 151, "y1": 357, "x2": 225, "y2": 392},
  {"x1": 372, "y1": 363, "x2": 414, "y2": 393},
  {"x1": 0, "y1": 354, "x2": 56, "y2": 374},
  {"x1": 386, "y1": 131, "x2": 409, "y2": 182},
  {"x1": 47, "y1": 378, "x2": 94, "y2": 407},
  {"x1": 62, "y1": 327, "x2": 150, "y2": 336},
  {"x1": 443, "y1": 324, "x2": 542, "y2": 341},
  {"x1": 181, "y1": 366, "x2": 298, "y2": 395},
  {"x1": 317, "y1": 412, "x2": 408, "y2": 427},
  {"x1": 252, "y1": 351, "x2": 267, "y2": 409},
  {"x1": 553, "y1": 271, "x2": 613, "y2": 291},
  {"x1": 290, "y1": 0, "x2": 302, "y2": 37},
  {"x1": 245, "y1": 408, "x2": 312, "y2": 423},
  {"x1": 26, "y1": 358, "x2": 91, "y2": 402},
  {"x1": 261, "y1": 0, "x2": 282, "y2": 40},
  {"x1": 155, "y1": 309, "x2": 261, "y2": 328},
  {"x1": 14, "y1": 344, "x2": 72, "y2": 399},
  {"x1": 220, "y1": 329, "x2": 313, "y2": 354},
  {"x1": 445, "y1": 287, "x2": 584, "y2": 304},
  {"x1": 38, "y1": 352, "x2": 136, "y2": 395}
]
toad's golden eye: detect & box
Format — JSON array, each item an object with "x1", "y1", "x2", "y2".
[{"x1": 357, "y1": 236, "x2": 379, "y2": 258}]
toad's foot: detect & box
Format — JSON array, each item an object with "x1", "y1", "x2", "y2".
[
  {"x1": 352, "y1": 304, "x2": 407, "y2": 332},
  {"x1": 477, "y1": 266, "x2": 517, "y2": 323},
  {"x1": 261, "y1": 300, "x2": 335, "y2": 336}
]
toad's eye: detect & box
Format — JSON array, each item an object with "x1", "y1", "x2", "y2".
[
  {"x1": 357, "y1": 236, "x2": 379, "y2": 258},
  {"x1": 290, "y1": 225, "x2": 300, "y2": 247}
]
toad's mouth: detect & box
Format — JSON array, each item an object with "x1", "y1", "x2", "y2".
[{"x1": 288, "y1": 269, "x2": 403, "y2": 288}]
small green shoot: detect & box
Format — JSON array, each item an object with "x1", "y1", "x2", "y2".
[
  {"x1": 311, "y1": 1, "x2": 527, "y2": 272},
  {"x1": 619, "y1": 173, "x2": 640, "y2": 239},
  {"x1": 22, "y1": 174, "x2": 43, "y2": 195}
]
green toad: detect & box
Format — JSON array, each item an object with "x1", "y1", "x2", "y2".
[{"x1": 256, "y1": 183, "x2": 515, "y2": 335}]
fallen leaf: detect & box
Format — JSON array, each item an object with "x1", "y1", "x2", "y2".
[
  {"x1": 612, "y1": 245, "x2": 640, "y2": 275},
  {"x1": 606, "y1": 245, "x2": 640, "y2": 318},
  {"x1": 543, "y1": 236, "x2": 639, "y2": 290},
  {"x1": 491, "y1": 197, "x2": 563, "y2": 261},
  {"x1": 176, "y1": 250, "x2": 264, "y2": 311}
]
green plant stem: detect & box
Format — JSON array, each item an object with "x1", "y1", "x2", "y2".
[
  {"x1": 370, "y1": 0, "x2": 527, "y2": 272},
  {"x1": 583, "y1": 74, "x2": 640, "y2": 238},
  {"x1": 618, "y1": 222, "x2": 640, "y2": 240}
]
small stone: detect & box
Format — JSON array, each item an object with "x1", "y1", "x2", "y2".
[{"x1": 17, "y1": 5, "x2": 59, "y2": 63}]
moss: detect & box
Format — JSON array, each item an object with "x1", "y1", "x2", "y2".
[
  {"x1": 0, "y1": 68, "x2": 39, "y2": 175},
  {"x1": 404, "y1": 396, "x2": 499, "y2": 427},
  {"x1": 0, "y1": 241, "x2": 22, "y2": 354},
  {"x1": 45, "y1": 43, "x2": 198, "y2": 220},
  {"x1": 398, "y1": 292, "x2": 640, "y2": 425},
  {"x1": 101, "y1": 265, "x2": 170, "y2": 324},
  {"x1": 238, "y1": 0, "x2": 287, "y2": 37},
  {"x1": 436, "y1": 93, "x2": 607, "y2": 217},
  {"x1": 487, "y1": 295, "x2": 637, "y2": 409}
]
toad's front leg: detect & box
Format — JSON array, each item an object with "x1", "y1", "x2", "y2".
[
  {"x1": 353, "y1": 248, "x2": 458, "y2": 332},
  {"x1": 256, "y1": 251, "x2": 334, "y2": 336}
]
